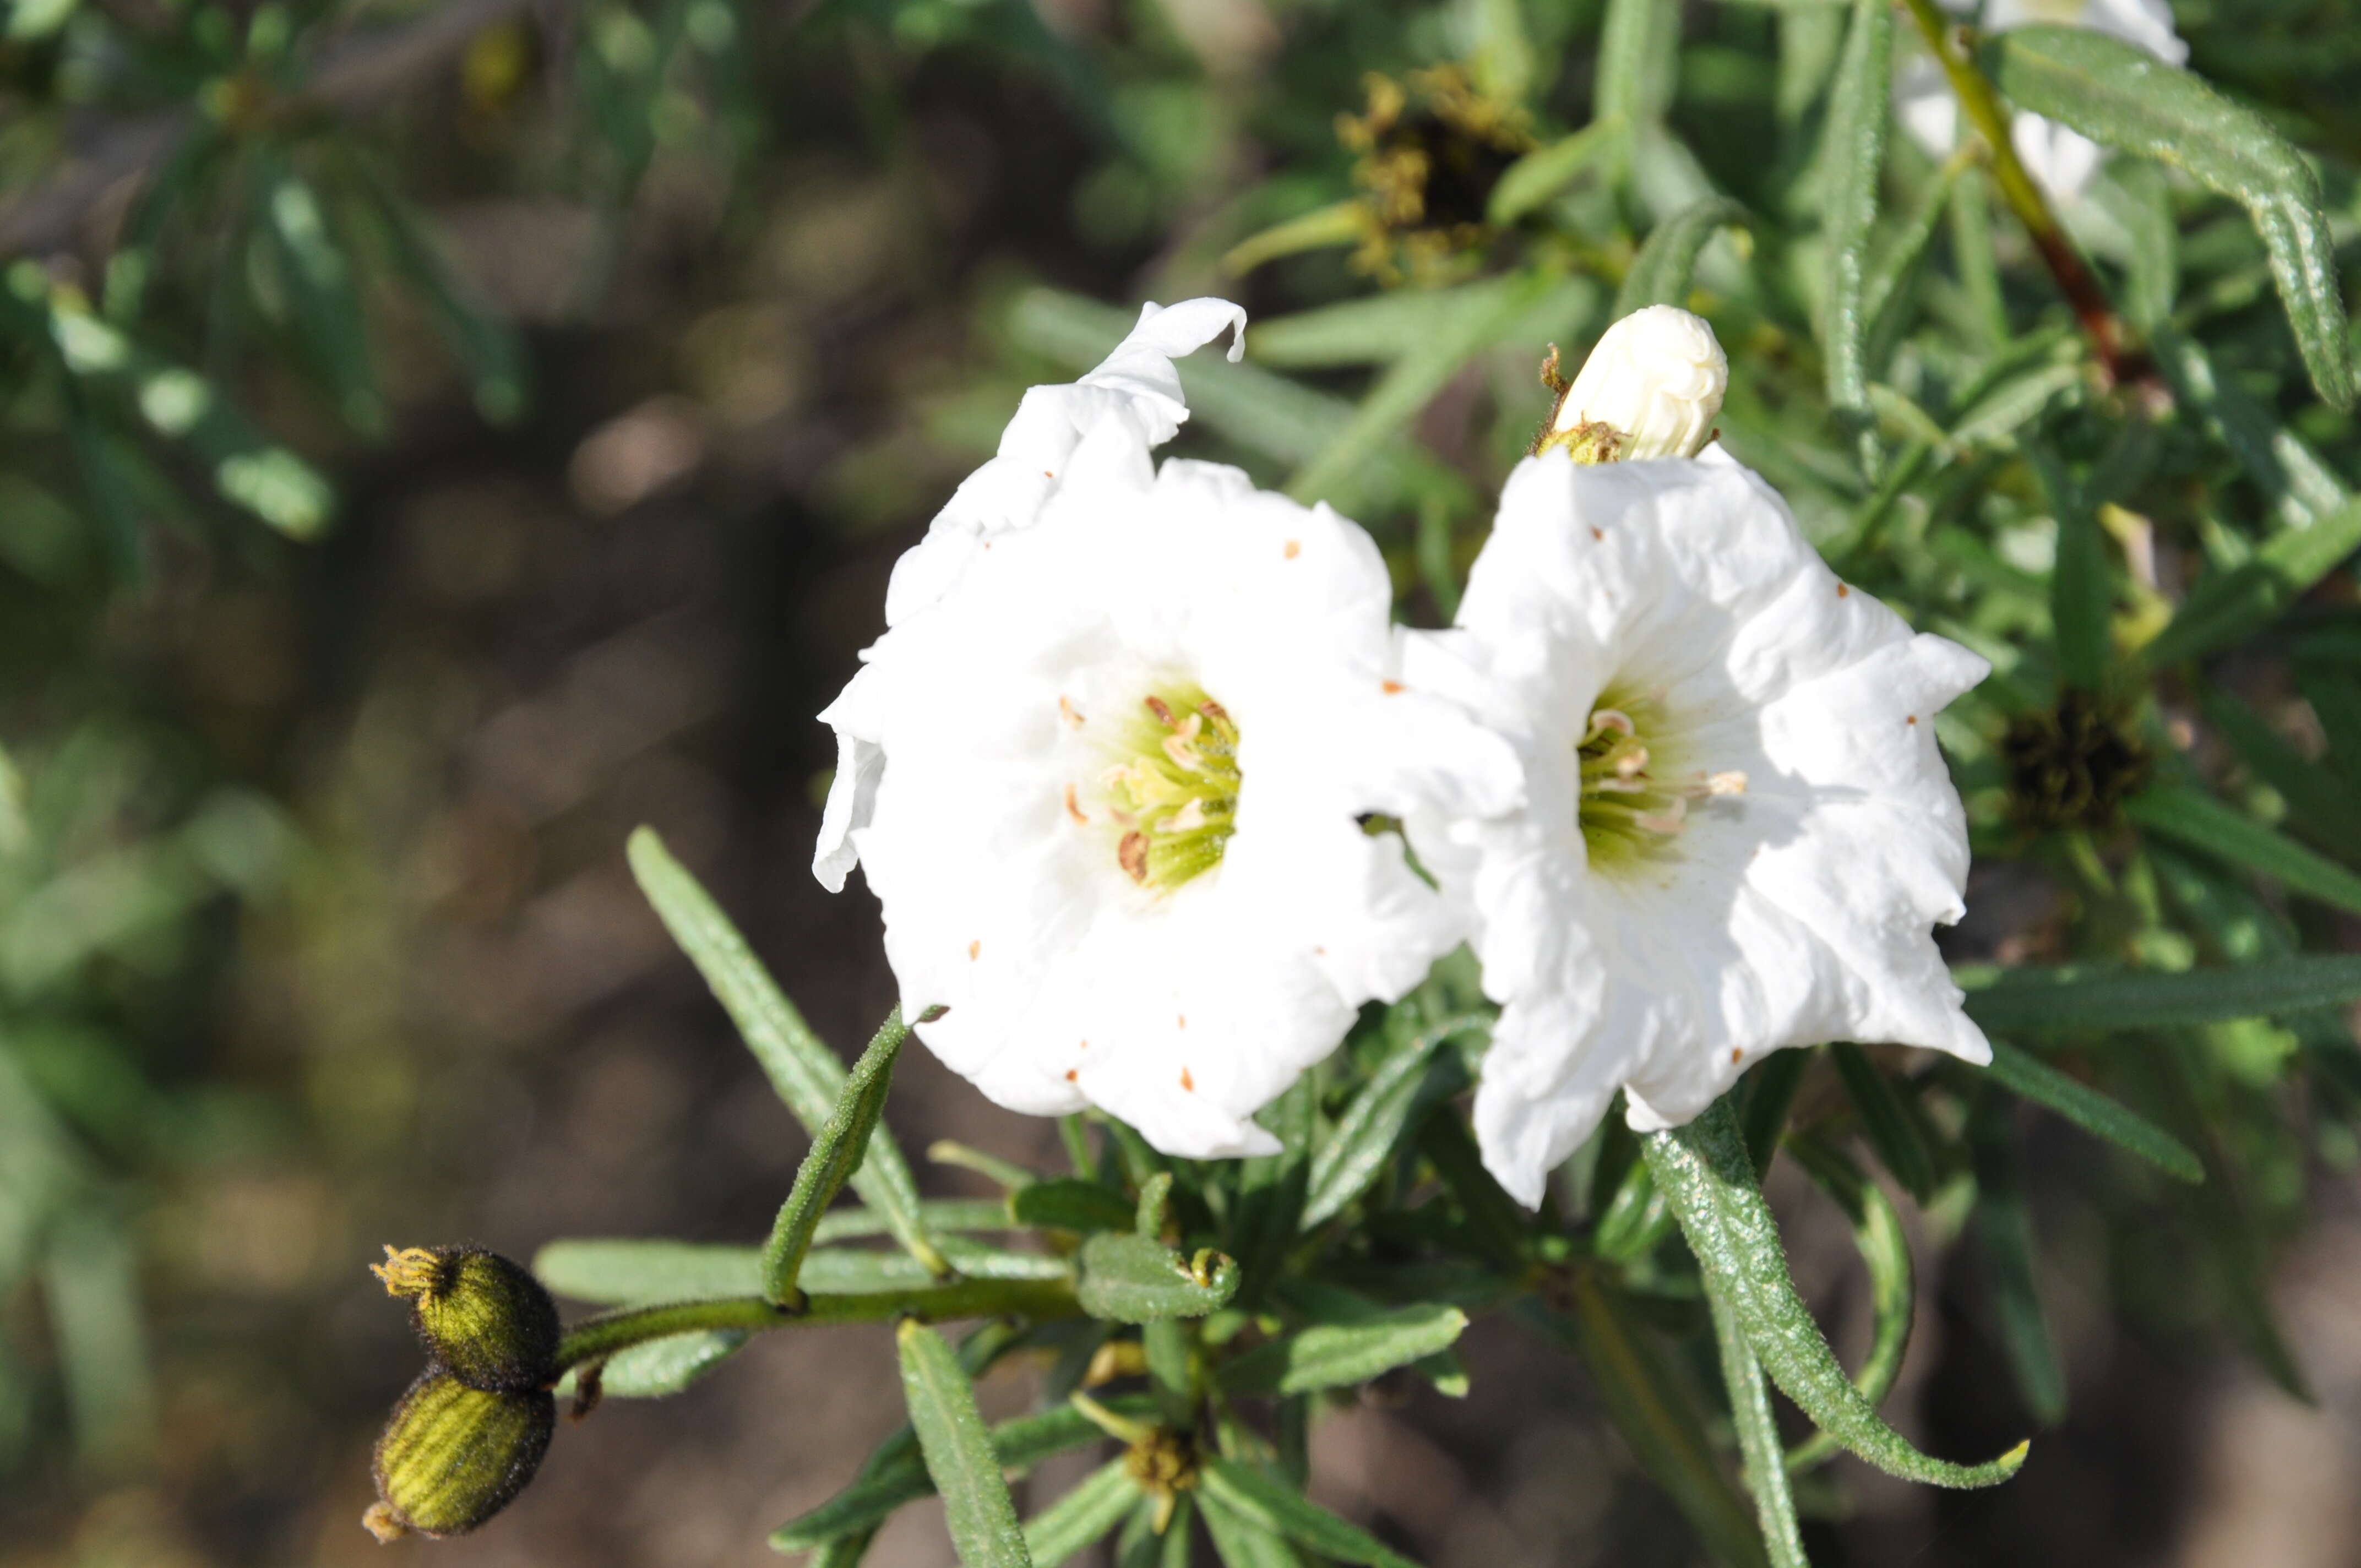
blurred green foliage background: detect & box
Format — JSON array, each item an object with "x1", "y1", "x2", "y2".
[{"x1": 8, "y1": 0, "x2": 2361, "y2": 1562}]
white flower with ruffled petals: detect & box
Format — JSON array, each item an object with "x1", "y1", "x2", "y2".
[
  {"x1": 1896, "y1": 0, "x2": 2185, "y2": 201},
  {"x1": 817, "y1": 402, "x2": 1521, "y2": 1157},
  {"x1": 815, "y1": 298, "x2": 1247, "y2": 891},
  {"x1": 1406, "y1": 447, "x2": 1992, "y2": 1207}
]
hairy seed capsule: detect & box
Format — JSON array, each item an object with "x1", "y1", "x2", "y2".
[
  {"x1": 373, "y1": 1245, "x2": 561, "y2": 1393},
  {"x1": 365, "y1": 1369, "x2": 556, "y2": 1542}
]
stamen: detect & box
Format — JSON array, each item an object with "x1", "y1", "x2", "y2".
[
  {"x1": 1704, "y1": 771, "x2": 1748, "y2": 796},
  {"x1": 1144, "y1": 695, "x2": 1177, "y2": 728},
  {"x1": 1065, "y1": 785, "x2": 1089, "y2": 824},
  {"x1": 1060, "y1": 695, "x2": 1085, "y2": 727},
  {"x1": 1119, "y1": 832, "x2": 1150, "y2": 884}
]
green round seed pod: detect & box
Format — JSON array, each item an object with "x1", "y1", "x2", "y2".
[
  {"x1": 365, "y1": 1369, "x2": 556, "y2": 1542},
  {"x1": 372, "y1": 1245, "x2": 561, "y2": 1392}
]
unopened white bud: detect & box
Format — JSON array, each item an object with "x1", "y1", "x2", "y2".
[{"x1": 1542, "y1": 305, "x2": 1727, "y2": 463}]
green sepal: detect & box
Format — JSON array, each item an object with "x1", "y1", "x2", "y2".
[{"x1": 366, "y1": 1370, "x2": 555, "y2": 1542}]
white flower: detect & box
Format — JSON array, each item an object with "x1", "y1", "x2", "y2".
[
  {"x1": 1895, "y1": 0, "x2": 2186, "y2": 201},
  {"x1": 1541, "y1": 306, "x2": 1728, "y2": 464},
  {"x1": 1405, "y1": 448, "x2": 1992, "y2": 1207},
  {"x1": 816, "y1": 451, "x2": 1521, "y2": 1158},
  {"x1": 815, "y1": 298, "x2": 1245, "y2": 891}
]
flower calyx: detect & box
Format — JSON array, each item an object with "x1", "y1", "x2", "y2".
[
  {"x1": 373, "y1": 1244, "x2": 562, "y2": 1393},
  {"x1": 365, "y1": 1369, "x2": 556, "y2": 1543}
]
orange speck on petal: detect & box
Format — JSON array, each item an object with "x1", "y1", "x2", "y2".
[
  {"x1": 1283, "y1": 540, "x2": 1301, "y2": 559},
  {"x1": 1065, "y1": 1069, "x2": 1078, "y2": 1082},
  {"x1": 1066, "y1": 785, "x2": 1089, "y2": 824},
  {"x1": 1836, "y1": 583, "x2": 1851, "y2": 598},
  {"x1": 1177, "y1": 1014, "x2": 1188, "y2": 1029},
  {"x1": 1381, "y1": 679, "x2": 1404, "y2": 695},
  {"x1": 1907, "y1": 715, "x2": 1918, "y2": 726},
  {"x1": 969, "y1": 940, "x2": 981, "y2": 960},
  {"x1": 1179, "y1": 1067, "x2": 1195, "y2": 1092},
  {"x1": 1730, "y1": 1048, "x2": 1743, "y2": 1064},
  {"x1": 1590, "y1": 527, "x2": 1602, "y2": 541}
]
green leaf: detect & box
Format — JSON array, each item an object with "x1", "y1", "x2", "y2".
[
  {"x1": 1488, "y1": 120, "x2": 1624, "y2": 225},
  {"x1": 1008, "y1": 1179, "x2": 1136, "y2": 1234},
  {"x1": 1782, "y1": 1135, "x2": 1914, "y2": 1473},
  {"x1": 1982, "y1": 26, "x2": 2355, "y2": 408},
  {"x1": 2140, "y1": 496, "x2": 2361, "y2": 669},
  {"x1": 1220, "y1": 201, "x2": 1367, "y2": 278},
  {"x1": 2152, "y1": 331, "x2": 2347, "y2": 531},
  {"x1": 626, "y1": 828, "x2": 946, "y2": 1277},
  {"x1": 1217, "y1": 1304, "x2": 1468, "y2": 1397},
  {"x1": 256, "y1": 160, "x2": 383, "y2": 434},
  {"x1": 2201, "y1": 688, "x2": 2361, "y2": 865},
  {"x1": 1197, "y1": 1458, "x2": 1419, "y2": 1568},
  {"x1": 1075, "y1": 1233, "x2": 1239, "y2": 1322},
  {"x1": 1827, "y1": 1042, "x2": 1940, "y2": 1204},
  {"x1": 2032, "y1": 442, "x2": 2110, "y2": 691},
  {"x1": 357, "y1": 167, "x2": 529, "y2": 423},
  {"x1": 1022, "y1": 1459, "x2": 1142, "y2": 1568},
  {"x1": 815, "y1": 1201, "x2": 1016, "y2": 1244},
  {"x1": 764, "y1": 1008, "x2": 920, "y2": 1305},
  {"x1": 1596, "y1": 0, "x2": 1678, "y2": 128},
  {"x1": 1615, "y1": 197, "x2": 1749, "y2": 318},
  {"x1": 1962, "y1": 954, "x2": 2361, "y2": 1031},
  {"x1": 1592, "y1": 1157, "x2": 1676, "y2": 1265},
  {"x1": 772, "y1": 1398, "x2": 1151, "y2": 1553},
  {"x1": 1821, "y1": 0, "x2": 1894, "y2": 466},
  {"x1": 574, "y1": 1329, "x2": 747, "y2": 1399},
  {"x1": 1981, "y1": 1042, "x2": 2203, "y2": 1182},
  {"x1": 1199, "y1": 1485, "x2": 1307, "y2": 1568},
  {"x1": 1248, "y1": 284, "x2": 1515, "y2": 369},
  {"x1": 1738, "y1": 1051, "x2": 1813, "y2": 1177},
  {"x1": 1231, "y1": 1077, "x2": 1313, "y2": 1310},
  {"x1": 2298, "y1": 665, "x2": 2361, "y2": 785},
  {"x1": 1707, "y1": 1291, "x2": 1809, "y2": 1568},
  {"x1": 896, "y1": 1319, "x2": 1035, "y2": 1568},
  {"x1": 1302, "y1": 1015, "x2": 1486, "y2": 1230},
  {"x1": 1967, "y1": 1095, "x2": 2067, "y2": 1425},
  {"x1": 2124, "y1": 785, "x2": 2361, "y2": 918},
  {"x1": 1517, "y1": 1284, "x2": 1769, "y2": 1568},
  {"x1": 1645, "y1": 1099, "x2": 2027, "y2": 1488},
  {"x1": 536, "y1": 1239, "x2": 760, "y2": 1303},
  {"x1": 1284, "y1": 269, "x2": 1568, "y2": 509}
]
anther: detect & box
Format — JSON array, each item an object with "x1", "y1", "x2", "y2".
[
  {"x1": 1119, "y1": 832, "x2": 1150, "y2": 884},
  {"x1": 1144, "y1": 695, "x2": 1178, "y2": 728}
]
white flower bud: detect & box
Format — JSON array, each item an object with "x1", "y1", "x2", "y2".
[{"x1": 1544, "y1": 304, "x2": 1728, "y2": 463}]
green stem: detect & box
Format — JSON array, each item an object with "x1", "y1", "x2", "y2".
[
  {"x1": 1709, "y1": 1289, "x2": 1811, "y2": 1568},
  {"x1": 554, "y1": 1277, "x2": 1081, "y2": 1370},
  {"x1": 1897, "y1": 0, "x2": 2135, "y2": 384}
]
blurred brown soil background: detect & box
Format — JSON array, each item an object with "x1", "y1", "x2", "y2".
[{"x1": 6, "y1": 21, "x2": 2361, "y2": 1568}]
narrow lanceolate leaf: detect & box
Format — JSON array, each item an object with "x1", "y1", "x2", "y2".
[
  {"x1": 1968, "y1": 1096, "x2": 2068, "y2": 1425},
  {"x1": 2153, "y1": 331, "x2": 2347, "y2": 531},
  {"x1": 535, "y1": 1239, "x2": 761, "y2": 1304},
  {"x1": 1821, "y1": 0, "x2": 1894, "y2": 462},
  {"x1": 1828, "y1": 1042, "x2": 1941, "y2": 1203},
  {"x1": 2124, "y1": 786, "x2": 2361, "y2": 919},
  {"x1": 1982, "y1": 26, "x2": 2355, "y2": 408},
  {"x1": 1982, "y1": 1042, "x2": 2204, "y2": 1183},
  {"x1": 1198, "y1": 1487, "x2": 1307, "y2": 1568},
  {"x1": 896, "y1": 1320, "x2": 1033, "y2": 1568},
  {"x1": 1615, "y1": 197, "x2": 1749, "y2": 318},
  {"x1": 1022, "y1": 1460, "x2": 1142, "y2": 1568},
  {"x1": 626, "y1": 828, "x2": 946, "y2": 1277},
  {"x1": 1708, "y1": 1292, "x2": 1810, "y2": 1568},
  {"x1": 1218, "y1": 1304, "x2": 1468, "y2": 1397},
  {"x1": 2201, "y1": 689, "x2": 2361, "y2": 865},
  {"x1": 1075, "y1": 1233, "x2": 1239, "y2": 1322},
  {"x1": 1301, "y1": 1016, "x2": 1485, "y2": 1230},
  {"x1": 1008, "y1": 1179, "x2": 1136, "y2": 1235},
  {"x1": 572, "y1": 1330, "x2": 747, "y2": 1399},
  {"x1": 1782, "y1": 1136, "x2": 1914, "y2": 1474},
  {"x1": 764, "y1": 1008, "x2": 921, "y2": 1305},
  {"x1": 2140, "y1": 496, "x2": 2361, "y2": 669},
  {"x1": 1231, "y1": 1077, "x2": 1314, "y2": 1310},
  {"x1": 2033, "y1": 443, "x2": 2111, "y2": 692},
  {"x1": 1645, "y1": 1100, "x2": 2028, "y2": 1488},
  {"x1": 1517, "y1": 1287, "x2": 1769, "y2": 1568},
  {"x1": 771, "y1": 1398, "x2": 1152, "y2": 1553},
  {"x1": 1963, "y1": 955, "x2": 2361, "y2": 1031},
  {"x1": 1489, "y1": 120, "x2": 1624, "y2": 225},
  {"x1": 1197, "y1": 1459, "x2": 1419, "y2": 1568}
]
